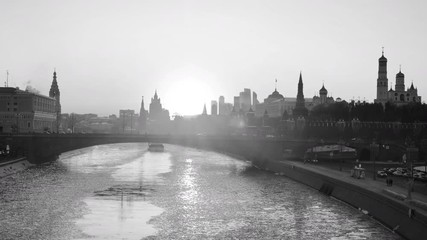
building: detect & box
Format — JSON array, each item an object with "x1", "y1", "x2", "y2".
[
  {"x1": 233, "y1": 96, "x2": 240, "y2": 112},
  {"x1": 239, "y1": 88, "x2": 251, "y2": 112},
  {"x1": 211, "y1": 100, "x2": 218, "y2": 115},
  {"x1": 149, "y1": 90, "x2": 170, "y2": 121},
  {"x1": 374, "y1": 49, "x2": 421, "y2": 105},
  {"x1": 218, "y1": 96, "x2": 225, "y2": 115},
  {"x1": 139, "y1": 96, "x2": 148, "y2": 133},
  {"x1": 119, "y1": 109, "x2": 136, "y2": 133},
  {"x1": 0, "y1": 87, "x2": 57, "y2": 133},
  {"x1": 312, "y1": 84, "x2": 335, "y2": 106},
  {"x1": 252, "y1": 92, "x2": 259, "y2": 111},
  {"x1": 254, "y1": 84, "x2": 285, "y2": 118}
]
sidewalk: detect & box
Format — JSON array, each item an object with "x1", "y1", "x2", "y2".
[{"x1": 288, "y1": 160, "x2": 427, "y2": 215}]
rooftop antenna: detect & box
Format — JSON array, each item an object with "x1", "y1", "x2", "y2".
[{"x1": 6, "y1": 70, "x2": 9, "y2": 87}]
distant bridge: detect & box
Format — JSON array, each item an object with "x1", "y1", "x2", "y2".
[{"x1": 1, "y1": 133, "x2": 405, "y2": 164}]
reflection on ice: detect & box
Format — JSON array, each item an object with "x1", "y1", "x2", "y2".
[
  {"x1": 76, "y1": 198, "x2": 163, "y2": 240},
  {"x1": 112, "y1": 152, "x2": 172, "y2": 183}
]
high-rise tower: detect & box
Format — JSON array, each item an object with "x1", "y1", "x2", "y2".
[
  {"x1": 49, "y1": 70, "x2": 61, "y2": 132},
  {"x1": 376, "y1": 48, "x2": 388, "y2": 103}
]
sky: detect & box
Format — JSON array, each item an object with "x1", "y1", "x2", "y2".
[{"x1": 1, "y1": 0, "x2": 427, "y2": 116}]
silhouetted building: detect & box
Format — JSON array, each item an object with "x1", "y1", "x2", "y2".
[
  {"x1": 202, "y1": 104, "x2": 207, "y2": 116},
  {"x1": 49, "y1": 70, "x2": 61, "y2": 132},
  {"x1": 239, "y1": 88, "x2": 251, "y2": 112},
  {"x1": 119, "y1": 109, "x2": 136, "y2": 133},
  {"x1": 375, "y1": 49, "x2": 421, "y2": 105},
  {"x1": 0, "y1": 87, "x2": 56, "y2": 133},
  {"x1": 252, "y1": 91, "x2": 259, "y2": 111},
  {"x1": 211, "y1": 100, "x2": 218, "y2": 115},
  {"x1": 139, "y1": 96, "x2": 148, "y2": 133},
  {"x1": 293, "y1": 72, "x2": 308, "y2": 117},
  {"x1": 254, "y1": 83, "x2": 285, "y2": 118},
  {"x1": 233, "y1": 96, "x2": 240, "y2": 111},
  {"x1": 312, "y1": 84, "x2": 334, "y2": 105},
  {"x1": 218, "y1": 96, "x2": 225, "y2": 115},
  {"x1": 149, "y1": 90, "x2": 169, "y2": 121}
]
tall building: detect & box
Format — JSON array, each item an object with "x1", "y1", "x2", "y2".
[
  {"x1": 239, "y1": 88, "x2": 251, "y2": 112},
  {"x1": 252, "y1": 92, "x2": 259, "y2": 111},
  {"x1": 218, "y1": 96, "x2": 225, "y2": 115},
  {"x1": 211, "y1": 100, "x2": 218, "y2": 115},
  {"x1": 149, "y1": 90, "x2": 169, "y2": 121},
  {"x1": 293, "y1": 72, "x2": 308, "y2": 117},
  {"x1": 374, "y1": 49, "x2": 421, "y2": 105},
  {"x1": 233, "y1": 96, "x2": 240, "y2": 111},
  {"x1": 49, "y1": 70, "x2": 61, "y2": 132}
]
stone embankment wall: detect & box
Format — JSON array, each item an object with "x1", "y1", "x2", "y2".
[{"x1": 0, "y1": 158, "x2": 32, "y2": 178}]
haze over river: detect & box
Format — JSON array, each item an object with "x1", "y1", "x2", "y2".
[{"x1": 0, "y1": 143, "x2": 401, "y2": 239}]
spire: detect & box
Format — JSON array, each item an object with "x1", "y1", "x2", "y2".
[
  {"x1": 382, "y1": 46, "x2": 384, "y2": 56},
  {"x1": 275, "y1": 78, "x2": 277, "y2": 91},
  {"x1": 202, "y1": 104, "x2": 207, "y2": 115},
  {"x1": 399, "y1": 64, "x2": 401, "y2": 73},
  {"x1": 299, "y1": 71, "x2": 302, "y2": 84},
  {"x1": 154, "y1": 89, "x2": 159, "y2": 100}
]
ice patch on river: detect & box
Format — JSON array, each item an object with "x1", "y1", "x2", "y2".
[{"x1": 75, "y1": 197, "x2": 163, "y2": 240}]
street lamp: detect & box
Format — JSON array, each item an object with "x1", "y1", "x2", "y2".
[{"x1": 370, "y1": 142, "x2": 379, "y2": 180}]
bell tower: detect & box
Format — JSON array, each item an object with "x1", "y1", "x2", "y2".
[{"x1": 376, "y1": 48, "x2": 388, "y2": 103}]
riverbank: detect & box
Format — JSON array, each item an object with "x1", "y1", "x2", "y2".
[
  {"x1": 250, "y1": 158, "x2": 427, "y2": 240},
  {"x1": 0, "y1": 157, "x2": 32, "y2": 178}
]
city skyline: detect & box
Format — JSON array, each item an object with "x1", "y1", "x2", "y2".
[{"x1": 1, "y1": 0, "x2": 427, "y2": 116}]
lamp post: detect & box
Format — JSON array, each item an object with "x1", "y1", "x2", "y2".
[{"x1": 370, "y1": 142, "x2": 379, "y2": 180}]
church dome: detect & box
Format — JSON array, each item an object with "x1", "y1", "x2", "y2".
[
  {"x1": 379, "y1": 54, "x2": 387, "y2": 61},
  {"x1": 396, "y1": 71, "x2": 404, "y2": 78},
  {"x1": 319, "y1": 84, "x2": 328, "y2": 95}
]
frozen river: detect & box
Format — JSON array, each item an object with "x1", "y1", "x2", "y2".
[{"x1": 0, "y1": 143, "x2": 401, "y2": 239}]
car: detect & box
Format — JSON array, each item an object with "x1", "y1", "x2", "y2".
[{"x1": 377, "y1": 171, "x2": 388, "y2": 178}]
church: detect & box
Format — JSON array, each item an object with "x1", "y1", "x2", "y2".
[{"x1": 374, "y1": 49, "x2": 421, "y2": 106}]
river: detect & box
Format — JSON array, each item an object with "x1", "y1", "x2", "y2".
[{"x1": 0, "y1": 143, "x2": 402, "y2": 239}]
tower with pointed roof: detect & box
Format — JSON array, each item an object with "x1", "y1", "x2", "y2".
[
  {"x1": 49, "y1": 70, "x2": 61, "y2": 132},
  {"x1": 293, "y1": 72, "x2": 308, "y2": 117},
  {"x1": 202, "y1": 104, "x2": 207, "y2": 116},
  {"x1": 139, "y1": 96, "x2": 148, "y2": 133},
  {"x1": 319, "y1": 84, "x2": 328, "y2": 104},
  {"x1": 375, "y1": 48, "x2": 389, "y2": 104}
]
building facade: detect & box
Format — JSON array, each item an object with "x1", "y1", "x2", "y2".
[
  {"x1": 0, "y1": 87, "x2": 57, "y2": 133},
  {"x1": 374, "y1": 50, "x2": 421, "y2": 105}
]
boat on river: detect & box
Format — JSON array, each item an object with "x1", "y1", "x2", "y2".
[
  {"x1": 148, "y1": 143, "x2": 164, "y2": 152},
  {"x1": 304, "y1": 144, "x2": 357, "y2": 162}
]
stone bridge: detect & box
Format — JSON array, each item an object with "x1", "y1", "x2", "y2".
[
  {"x1": 1, "y1": 133, "x2": 407, "y2": 164},
  {"x1": 2, "y1": 134, "x2": 335, "y2": 164}
]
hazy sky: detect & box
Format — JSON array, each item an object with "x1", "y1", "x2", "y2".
[{"x1": 1, "y1": 0, "x2": 427, "y2": 116}]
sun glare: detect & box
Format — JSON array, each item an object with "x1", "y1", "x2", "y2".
[{"x1": 163, "y1": 75, "x2": 215, "y2": 117}]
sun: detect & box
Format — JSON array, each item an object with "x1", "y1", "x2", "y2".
[{"x1": 162, "y1": 68, "x2": 216, "y2": 116}]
